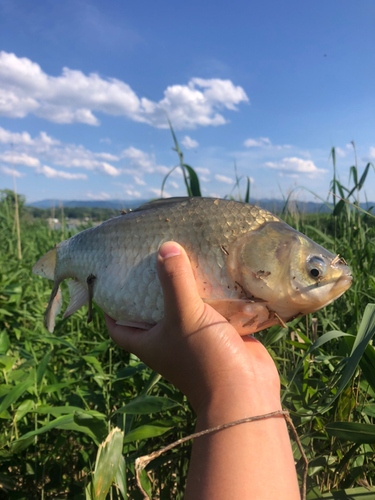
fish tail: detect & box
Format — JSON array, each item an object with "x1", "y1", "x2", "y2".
[
  {"x1": 33, "y1": 247, "x2": 62, "y2": 332},
  {"x1": 32, "y1": 247, "x2": 57, "y2": 280},
  {"x1": 45, "y1": 282, "x2": 63, "y2": 333}
]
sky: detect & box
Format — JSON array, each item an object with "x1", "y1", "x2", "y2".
[{"x1": 0, "y1": 0, "x2": 374, "y2": 204}]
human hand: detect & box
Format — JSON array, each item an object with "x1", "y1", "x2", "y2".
[{"x1": 105, "y1": 241, "x2": 281, "y2": 415}]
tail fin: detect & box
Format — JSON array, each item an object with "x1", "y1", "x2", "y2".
[
  {"x1": 33, "y1": 247, "x2": 62, "y2": 332},
  {"x1": 45, "y1": 283, "x2": 63, "y2": 333},
  {"x1": 32, "y1": 247, "x2": 57, "y2": 280}
]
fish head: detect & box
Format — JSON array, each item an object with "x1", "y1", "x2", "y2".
[{"x1": 227, "y1": 221, "x2": 352, "y2": 320}]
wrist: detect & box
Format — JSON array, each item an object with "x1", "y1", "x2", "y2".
[{"x1": 193, "y1": 378, "x2": 282, "y2": 423}]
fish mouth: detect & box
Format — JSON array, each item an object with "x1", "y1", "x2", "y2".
[{"x1": 324, "y1": 273, "x2": 352, "y2": 304}]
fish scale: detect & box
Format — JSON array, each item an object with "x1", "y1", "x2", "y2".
[{"x1": 33, "y1": 197, "x2": 352, "y2": 334}]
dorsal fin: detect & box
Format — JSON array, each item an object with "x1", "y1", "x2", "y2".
[{"x1": 133, "y1": 197, "x2": 194, "y2": 212}]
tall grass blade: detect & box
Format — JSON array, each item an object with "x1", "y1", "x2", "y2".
[{"x1": 92, "y1": 427, "x2": 124, "y2": 500}]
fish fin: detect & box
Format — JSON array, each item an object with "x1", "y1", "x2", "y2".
[
  {"x1": 86, "y1": 274, "x2": 96, "y2": 324},
  {"x1": 133, "y1": 197, "x2": 194, "y2": 213},
  {"x1": 32, "y1": 247, "x2": 57, "y2": 280},
  {"x1": 115, "y1": 320, "x2": 154, "y2": 330},
  {"x1": 203, "y1": 298, "x2": 277, "y2": 336},
  {"x1": 63, "y1": 279, "x2": 89, "y2": 319},
  {"x1": 45, "y1": 283, "x2": 63, "y2": 333}
]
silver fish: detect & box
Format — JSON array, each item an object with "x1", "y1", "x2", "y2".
[{"x1": 33, "y1": 197, "x2": 352, "y2": 335}]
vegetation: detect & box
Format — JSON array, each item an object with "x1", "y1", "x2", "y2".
[
  {"x1": 24, "y1": 205, "x2": 119, "y2": 223},
  {"x1": 0, "y1": 147, "x2": 374, "y2": 499}
]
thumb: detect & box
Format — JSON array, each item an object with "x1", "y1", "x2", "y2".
[{"x1": 157, "y1": 241, "x2": 204, "y2": 327}]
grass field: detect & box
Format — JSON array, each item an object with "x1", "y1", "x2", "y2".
[{"x1": 0, "y1": 149, "x2": 375, "y2": 499}]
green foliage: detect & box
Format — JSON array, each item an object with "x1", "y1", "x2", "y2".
[{"x1": 0, "y1": 142, "x2": 374, "y2": 498}]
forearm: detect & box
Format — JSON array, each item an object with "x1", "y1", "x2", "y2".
[{"x1": 185, "y1": 385, "x2": 300, "y2": 500}]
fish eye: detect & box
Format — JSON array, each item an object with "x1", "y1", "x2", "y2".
[{"x1": 307, "y1": 256, "x2": 327, "y2": 280}]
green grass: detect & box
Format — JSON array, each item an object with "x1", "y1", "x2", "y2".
[{"x1": 0, "y1": 145, "x2": 374, "y2": 499}]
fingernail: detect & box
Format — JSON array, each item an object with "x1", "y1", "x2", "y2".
[{"x1": 159, "y1": 241, "x2": 181, "y2": 259}]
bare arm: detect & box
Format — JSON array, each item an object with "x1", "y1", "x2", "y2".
[{"x1": 106, "y1": 242, "x2": 300, "y2": 500}]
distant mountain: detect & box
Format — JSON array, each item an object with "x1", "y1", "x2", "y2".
[
  {"x1": 27, "y1": 199, "x2": 148, "y2": 210},
  {"x1": 27, "y1": 197, "x2": 375, "y2": 213}
]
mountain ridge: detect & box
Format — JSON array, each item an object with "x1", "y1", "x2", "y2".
[{"x1": 27, "y1": 198, "x2": 375, "y2": 213}]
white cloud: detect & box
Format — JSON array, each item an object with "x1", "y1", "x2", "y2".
[
  {"x1": 0, "y1": 152, "x2": 40, "y2": 167},
  {"x1": 0, "y1": 126, "x2": 120, "y2": 176},
  {"x1": 195, "y1": 167, "x2": 210, "y2": 175},
  {"x1": 0, "y1": 126, "x2": 34, "y2": 145},
  {"x1": 124, "y1": 189, "x2": 141, "y2": 197},
  {"x1": 168, "y1": 180, "x2": 179, "y2": 189},
  {"x1": 181, "y1": 136, "x2": 199, "y2": 149},
  {"x1": 200, "y1": 176, "x2": 210, "y2": 182},
  {"x1": 87, "y1": 192, "x2": 111, "y2": 200},
  {"x1": 149, "y1": 188, "x2": 171, "y2": 198},
  {"x1": 264, "y1": 157, "x2": 327, "y2": 178},
  {"x1": 244, "y1": 137, "x2": 271, "y2": 148},
  {"x1": 100, "y1": 137, "x2": 112, "y2": 144},
  {"x1": 36, "y1": 165, "x2": 87, "y2": 180},
  {"x1": 1, "y1": 165, "x2": 25, "y2": 177},
  {"x1": 121, "y1": 147, "x2": 169, "y2": 177},
  {"x1": 335, "y1": 147, "x2": 346, "y2": 158},
  {"x1": 94, "y1": 152, "x2": 119, "y2": 161},
  {"x1": 0, "y1": 51, "x2": 248, "y2": 129},
  {"x1": 210, "y1": 192, "x2": 221, "y2": 198},
  {"x1": 134, "y1": 176, "x2": 146, "y2": 186},
  {"x1": 244, "y1": 137, "x2": 291, "y2": 150},
  {"x1": 368, "y1": 147, "x2": 375, "y2": 159},
  {"x1": 215, "y1": 174, "x2": 234, "y2": 184}
]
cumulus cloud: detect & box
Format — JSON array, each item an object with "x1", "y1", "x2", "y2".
[
  {"x1": 0, "y1": 51, "x2": 248, "y2": 129},
  {"x1": 123, "y1": 189, "x2": 141, "y2": 197},
  {"x1": 94, "y1": 152, "x2": 119, "y2": 161},
  {"x1": 368, "y1": 147, "x2": 375, "y2": 159},
  {"x1": 195, "y1": 167, "x2": 210, "y2": 175},
  {"x1": 335, "y1": 147, "x2": 346, "y2": 158},
  {"x1": 244, "y1": 137, "x2": 271, "y2": 148},
  {"x1": 0, "y1": 126, "x2": 34, "y2": 145},
  {"x1": 0, "y1": 152, "x2": 40, "y2": 167},
  {"x1": 0, "y1": 126, "x2": 122, "y2": 179},
  {"x1": 244, "y1": 137, "x2": 291, "y2": 150},
  {"x1": 36, "y1": 165, "x2": 87, "y2": 180},
  {"x1": 134, "y1": 176, "x2": 146, "y2": 186},
  {"x1": 215, "y1": 174, "x2": 234, "y2": 184},
  {"x1": 181, "y1": 136, "x2": 199, "y2": 149},
  {"x1": 87, "y1": 192, "x2": 111, "y2": 200},
  {"x1": 1, "y1": 165, "x2": 25, "y2": 177},
  {"x1": 121, "y1": 147, "x2": 169, "y2": 177},
  {"x1": 149, "y1": 188, "x2": 171, "y2": 198},
  {"x1": 264, "y1": 157, "x2": 327, "y2": 178}
]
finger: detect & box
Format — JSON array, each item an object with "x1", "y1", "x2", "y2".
[
  {"x1": 157, "y1": 241, "x2": 204, "y2": 326},
  {"x1": 105, "y1": 313, "x2": 148, "y2": 354}
]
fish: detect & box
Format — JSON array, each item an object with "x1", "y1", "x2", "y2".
[{"x1": 32, "y1": 197, "x2": 352, "y2": 335}]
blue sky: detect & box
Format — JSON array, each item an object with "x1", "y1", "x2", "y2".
[{"x1": 0, "y1": 0, "x2": 374, "y2": 204}]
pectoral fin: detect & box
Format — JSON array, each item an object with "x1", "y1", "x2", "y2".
[
  {"x1": 203, "y1": 298, "x2": 279, "y2": 335},
  {"x1": 63, "y1": 279, "x2": 89, "y2": 319}
]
